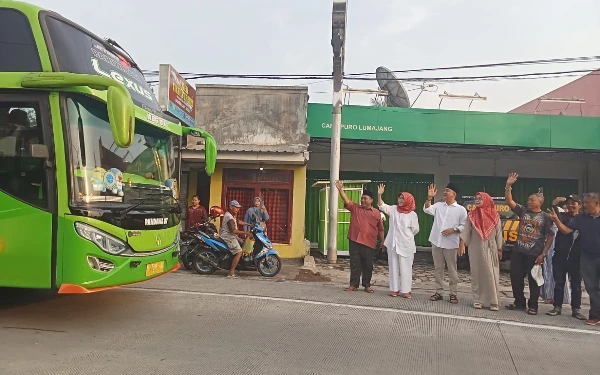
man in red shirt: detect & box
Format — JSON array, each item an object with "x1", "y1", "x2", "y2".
[
  {"x1": 335, "y1": 180, "x2": 385, "y2": 293},
  {"x1": 186, "y1": 195, "x2": 208, "y2": 230}
]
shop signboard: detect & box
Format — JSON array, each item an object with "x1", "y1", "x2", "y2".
[
  {"x1": 158, "y1": 64, "x2": 196, "y2": 127},
  {"x1": 306, "y1": 102, "x2": 600, "y2": 150}
]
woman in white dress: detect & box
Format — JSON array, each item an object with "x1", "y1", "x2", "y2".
[{"x1": 378, "y1": 184, "x2": 420, "y2": 298}]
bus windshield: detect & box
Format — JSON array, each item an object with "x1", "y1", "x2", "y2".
[
  {"x1": 66, "y1": 94, "x2": 177, "y2": 207},
  {"x1": 43, "y1": 14, "x2": 162, "y2": 114}
]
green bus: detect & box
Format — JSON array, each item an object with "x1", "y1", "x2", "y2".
[{"x1": 0, "y1": 1, "x2": 217, "y2": 292}]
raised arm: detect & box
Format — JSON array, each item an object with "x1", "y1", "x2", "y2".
[
  {"x1": 335, "y1": 180, "x2": 352, "y2": 207},
  {"x1": 423, "y1": 184, "x2": 437, "y2": 215},
  {"x1": 377, "y1": 184, "x2": 385, "y2": 207},
  {"x1": 377, "y1": 184, "x2": 392, "y2": 215},
  {"x1": 548, "y1": 208, "x2": 574, "y2": 235},
  {"x1": 505, "y1": 173, "x2": 519, "y2": 209}
]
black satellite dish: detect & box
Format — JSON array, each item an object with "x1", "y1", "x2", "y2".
[{"x1": 375, "y1": 66, "x2": 410, "y2": 108}]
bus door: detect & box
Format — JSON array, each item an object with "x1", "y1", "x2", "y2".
[{"x1": 0, "y1": 92, "x2": 57, "y2": 288}]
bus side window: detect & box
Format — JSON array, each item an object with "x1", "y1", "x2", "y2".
[{"x1": 0, "y1": 102, "x2": 48, "y2": 209}]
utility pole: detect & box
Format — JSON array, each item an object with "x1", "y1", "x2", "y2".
[{"x1": 327, "y1": 0, "x2": 347, "y2": 264}]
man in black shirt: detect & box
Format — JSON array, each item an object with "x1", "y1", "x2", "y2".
[
  {"x1": 546, "y1": 195, "x2": 586, "y2": 320},
  {"x1": 550, "y1": 192, "x2": 600, "y2": 326}
]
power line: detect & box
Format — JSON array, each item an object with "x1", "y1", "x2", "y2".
[
  {"x1": 346, "y1": 55, "x2": 600, "y2": 76},
  {"x1": 142, "y1": 54, "x2": 600, "y2": 79},
  {"x1": 146, "y1": 69, "x2": 599, "y2": 85}
]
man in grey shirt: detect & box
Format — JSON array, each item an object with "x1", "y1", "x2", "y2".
[{"x1": 220, "y1": 200, "x2": 252, "y2": 279}]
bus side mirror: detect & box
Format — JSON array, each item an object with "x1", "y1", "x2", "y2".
[
  {"x1": 30, "y1": 144, "x2": 49, "y2": 159},
  {"x1": 21, "y1": 72, "x2": 135, "y2": 148},
  {"x1": 106, "y1": 85, "x2": 135, "y2": 147},
  {"x1": 183, "y1": 127, "x2": 217, "y2": 176}
]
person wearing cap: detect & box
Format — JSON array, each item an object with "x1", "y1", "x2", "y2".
[
  {"x1": 335, "y1": 180, "x2": 385, "y2": 293},
  {"x1": 220, "y1": 200, "x2": 253, "y2": 279},
  {"x1": 549, "y1": 192, "x2": 600, "y2": 326},
  {"x1": 423, "y1": 182, "x2": 467, "y2": 304},
  {"x1": 504, "y1": 173, "x2": 554, "y2": 315},
  {"x1": 545, "y1": 195, "x2": 585, "y2": 319}
]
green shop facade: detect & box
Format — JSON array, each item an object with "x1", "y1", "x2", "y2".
[{"x1": 304, "y1": 103, "x2": 600, "y2": 251}]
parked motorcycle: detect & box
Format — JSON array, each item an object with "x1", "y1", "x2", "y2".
[
  {"x1": 179, "y1": 206, "x2": 225, "y2": 270},
  {"x1": 178, "y1": 229, "x2": 197, "y2": 270},
  {"x1": 191, "y1": 211, "x2": 282, "y2": 277}
]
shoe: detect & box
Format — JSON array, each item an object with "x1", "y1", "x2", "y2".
[
  {"x1": 225, "y1": 274, "x2": 239, "y2": 279},
  {"x1": 449, "y1": 294, "x2": 458, "y2": 304},
  {"x1": 572, "y1": 309, "x2": 587, "y2": 320},
  {"x1": 546, "y1": 307, "x2": 562, "y2": 316},
  {"x1": 490, "y1": 305, "x2": 499, "y2": 311},
  {"x1": 586, "y1": 318, "x2": 600, "y2": 326}
]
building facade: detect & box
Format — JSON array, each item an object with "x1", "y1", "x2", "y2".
[
  {"x1": 305, "y1": 103, "x2": 600, "y2": 249},
  {"x1": 182, "y1": 85, "x2": 310, "y2": 258}
]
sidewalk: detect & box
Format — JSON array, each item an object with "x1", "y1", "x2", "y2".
[
  {"x1": 311, "y1": 252, "x2": 590, "y2": 305},
  {"x1": 176, "y1": 252, "x2": 589, "y2": 305}
]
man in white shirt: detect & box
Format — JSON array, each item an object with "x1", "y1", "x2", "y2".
[{"x1": 423, "y1": 182, "x2": 467, "y2": 304}]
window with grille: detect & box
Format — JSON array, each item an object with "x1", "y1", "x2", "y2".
[{"x1": 223, "y1": 169, "x2": 293, "y2": 244}]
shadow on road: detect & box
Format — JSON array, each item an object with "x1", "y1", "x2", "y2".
[{"x1": 0, "y1": 288, "x2": 60, "y2": 309}]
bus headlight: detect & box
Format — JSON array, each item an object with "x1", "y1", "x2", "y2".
[{"x1": 75, "y1": 222, "x2": 129, "y2": 255}]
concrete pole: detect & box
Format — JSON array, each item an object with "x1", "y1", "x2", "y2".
[
  {"x1": 327, "y1": 0, "x2": 347, "y2": 264},
  {"x1": 327, "y1": 82, "x2": 343, "y2": 264}
]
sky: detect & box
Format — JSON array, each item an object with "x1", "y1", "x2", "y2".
[{"x1": 30, "y1": 0, "x2": 600, "y2": 112}]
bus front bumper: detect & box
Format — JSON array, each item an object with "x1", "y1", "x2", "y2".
[{"x1": 58, "y1": 263, "x2": 180, "y2": 294}]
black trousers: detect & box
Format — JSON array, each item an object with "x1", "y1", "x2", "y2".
[
  {"x1": 553, "y1": 251, "x2": 582, "y2": 309},
  {"x1": 510, "y1": 251, "x2": 540, "y2": 310},
  {"x1": 349, "y1": 240, "x2": 375, "y2": 288}
]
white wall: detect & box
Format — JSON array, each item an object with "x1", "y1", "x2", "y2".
[{"x1": 308, "y1": 142, "x2": 599, "y2": 196}]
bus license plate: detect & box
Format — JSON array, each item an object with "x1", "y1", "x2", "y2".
[{"x1": 145, "y1": 261, "x2": 165, "y2": 277}]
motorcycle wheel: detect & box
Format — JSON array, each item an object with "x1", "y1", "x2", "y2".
[
  {"x1": 192, "y1": 249, "x2": 219, "y2": 275},
  {"x1": 256, "y1": 254, "x2": 281, "y2": 277},
  {"x1": 180, "y1": 252, "x2": 194, "y2": 270}
]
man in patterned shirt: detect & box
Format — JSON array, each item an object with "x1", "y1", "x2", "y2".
[{"x1": 504, "y1": 173, "x2": 554, "y2": 315}]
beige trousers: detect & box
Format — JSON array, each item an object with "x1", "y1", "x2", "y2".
[{"x1": 432, "y1": 244, "x2": 459, "y2": 295}]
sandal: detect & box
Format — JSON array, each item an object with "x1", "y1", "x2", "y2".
[
  {"x1": 473, "y1": 303, "x2": 483, "y2": 309},
  {"x1": 490, "y1": 305, "x2": 499, "y2": 311},
  {"x1": 390, "y1": 291, "x2": 399, "y2": 297},
  {"x1": 527, "y1": 308, "x2": 538, "y2": 315},
  {"x1": 449, "y1": 294, "x2": 458, "y2": 304},
  {"x1": 505, "y1": 304, "x2": 526, "y2": 311},
  {"x1": 430, "y1": 293, "x2": 443, "y2": 302},
  {"x1": 402, "y1": 292, "x2": 412, "y2": 299},
  {"x1": 365, "y1": 287, "x2": 375, "y2": 293},
  {"x1": 344, "y1": 286, "x2": 358, "y2": 292}
]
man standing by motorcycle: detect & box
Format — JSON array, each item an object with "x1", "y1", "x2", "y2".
[{"x1": 220, "y1": 200, "x2": 253, "y2": 279}]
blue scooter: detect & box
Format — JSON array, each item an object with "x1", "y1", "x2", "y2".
[{"x1": 190, "y1": 214, "x2": 282, "y2": 277}]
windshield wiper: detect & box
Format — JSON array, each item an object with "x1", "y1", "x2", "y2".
[
  {"x1": 104, "y1": 38, "x2": 141, "y2": 71},
  {"x1": 114, "y1": 190, "x2": 181, "y2": 219}
]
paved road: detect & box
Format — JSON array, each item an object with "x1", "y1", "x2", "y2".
[{"x1": 1, "y1": 273, "x2": 598, "y2": 375}]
